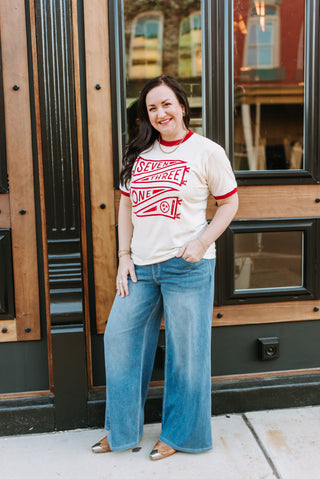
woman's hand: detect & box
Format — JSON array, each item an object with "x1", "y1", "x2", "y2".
[
  {"x1": 116, "y1": 255, "x2": 137, "y2": 297},
  {"x1": 176, "y1": 238, "x2": 206, "y2": 263}
]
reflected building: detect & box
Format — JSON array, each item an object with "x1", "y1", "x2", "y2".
[{"x1": 234, "y1": 0, "x2": 304, "y2": 171}]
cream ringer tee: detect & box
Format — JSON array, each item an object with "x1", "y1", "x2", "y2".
[{"x1": 120, "y1": 131, "x2": 237, "y2": 265}]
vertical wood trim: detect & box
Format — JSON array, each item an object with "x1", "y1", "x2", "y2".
[
  {"x1": 0, "y1": 194, "x2": 10, "y2": 228},
  {"x1": 28, "y1": 0, "x2": 54, "y2": 388},
  {"x1": 0, "y1": 0, "x2": 40, "y2": 341},
  {"x1": 83, "y1": 0, "x2": 117, "y2": 335},
  {"x1": 72, "y1": 0, "x2": 93, "y2": 388}
]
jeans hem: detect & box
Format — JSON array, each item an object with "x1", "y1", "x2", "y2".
[
  {"x1": 108, "y1": 438, "x2": 142, "y2": 452},
  {"x1": 159, "y1": 435, "x2": 213, "y2": 454}
]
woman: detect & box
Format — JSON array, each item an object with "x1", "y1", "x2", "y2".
[{"x1": 92, "y1": 75, "x2": 238, "y2": 460}]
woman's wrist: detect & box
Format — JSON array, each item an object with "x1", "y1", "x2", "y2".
[
  {"x1": 197, "y1": 237, "x2": 208, "y2": 252},
  {"x1": 118, "y1": 249, "x2": 131, "y2": 258}
]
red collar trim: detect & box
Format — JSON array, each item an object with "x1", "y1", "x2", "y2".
[{"x1": 159, "y1": 130, "x2": 193, "y2": 146}]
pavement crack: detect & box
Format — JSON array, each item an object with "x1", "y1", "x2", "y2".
[{"x1": 242, "y1": 413, "x2": 282, "y2": 479}]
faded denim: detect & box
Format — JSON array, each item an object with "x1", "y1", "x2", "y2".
[{"x1": 104, "y1": 256, "x2": 215, "y2": 452}]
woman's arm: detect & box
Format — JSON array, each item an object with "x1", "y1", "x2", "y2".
[
  {"x1": 116, "y1": 194, "x2": 137, "y2": 297},
  {"x1": 177, "y1": 193, "x2": 239, "y2": 262}
]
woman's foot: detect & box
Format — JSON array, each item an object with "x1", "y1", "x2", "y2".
[
  {"x1": 92, "y1": 436, "x2": 112, "y2": 454},
  {"x1": 149, "y1": 440, "x2": 176, "y2": 461}
]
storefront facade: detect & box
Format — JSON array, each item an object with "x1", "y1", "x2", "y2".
[{"x1": 0, "y1": 0, "x2": 319, "y2": 435}]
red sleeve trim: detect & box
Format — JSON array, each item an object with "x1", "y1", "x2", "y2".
[
  {"x1": 214, "y1": 187, "x2": 237, "y2": 200},
  {"x1": 121, "y1": 190, "x2": 130, "y2": 197}
]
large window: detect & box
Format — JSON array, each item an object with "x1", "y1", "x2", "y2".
[{"x1": 234, "y1": 0, "x2": 305, "y2": 172}]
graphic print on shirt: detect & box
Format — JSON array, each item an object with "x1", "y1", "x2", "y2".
[{"x1": 131, "y1": 157, "x2": 189, "y2": 219}]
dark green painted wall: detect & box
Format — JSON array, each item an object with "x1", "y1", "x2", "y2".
[{"x1": 90, "y1": 321, "x2": 320, "y2": 388}]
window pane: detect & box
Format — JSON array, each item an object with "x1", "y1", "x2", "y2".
[
  {"x1": 234, "y1": 231, "x2": 303, "y2": 291},
  {"x1": 248, "y1": 23, "x2": 258, "y2": 43},
  {"x1": 258, "y1": 46, "x2": 272, "y2": 66},
  {"x1": 124, "y1": 0, "x2": 202, "y2": 145},
  {"x1": 247, "y1": 48, "x2": 257, "y2": 66},
  {"x1": 257, "y1": 24, "x2": 273, "y2": 44},
  {"x1": 234, "y1": 0, "x2": 305, "y2": 171}
]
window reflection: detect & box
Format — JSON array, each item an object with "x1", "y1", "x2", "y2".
[
  {"x1": 244, "y1": 5, "x2": 279, "y2": 68},
  {"x1": 179, "y1": 12, "x2": 202, "y2": 77},
  {"x1": 234, "y1": 0, "x2": 305, "y2": 171},
  {"x1": 124, "y1": 0, "x2": 202, "y2": 143},
  {"x1": 129, "y1": 13, "x2": 163, "y2": 79},
  {"x1": 234, "y1": 231, "x2": 303, "y2": 291}
]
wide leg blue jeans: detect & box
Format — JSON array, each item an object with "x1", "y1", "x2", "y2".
[{"x1": 104, "y1": 256, "x2": 215, "y2": 452}]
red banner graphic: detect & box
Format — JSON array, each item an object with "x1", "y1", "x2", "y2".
[
  {"x1": 131, "y1": 157, "x2": 189, "y2": 220},
  {"x1": 133, "y1": 165, "x2": 189, "y2": 187},
  {"x1": 135, "y1": 196, "x2": 182, "y2": 219},
  {"x1": 134, "y1": 157, "x2": 187, "y2": 175},
  {"x1": 131, "y1": 186, "x2": 177, "y2": 207}
]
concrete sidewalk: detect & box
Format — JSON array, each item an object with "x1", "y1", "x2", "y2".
[{"x1": 1, "y1": 406, "x2": 320, "y2": 479}]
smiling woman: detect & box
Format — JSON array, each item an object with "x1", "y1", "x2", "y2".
[{"x1": 92, "y1": 74, "x2": 238, "y2": 459}]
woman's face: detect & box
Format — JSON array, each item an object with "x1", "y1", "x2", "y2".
[{"x1": 145, "y1": 84, "x2": 187, "y2": 141}]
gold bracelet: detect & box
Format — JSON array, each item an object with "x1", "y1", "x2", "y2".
[{"x1": 118, "y1": 250, "x2": 131, "y2": 258}]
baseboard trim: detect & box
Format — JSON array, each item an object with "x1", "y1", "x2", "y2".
[
  {"x1": 2, "y1": 373, "x2": 319, "y2": 436},
  {"x1": 211, "y1": 372, "x2": 320, "y2": 415},
  {"x1": 0, "y1": 395, "x2": 55, "y2": 436},
  {"x1": 87, "y1": 372, "x2": 320, "y2": 427}
]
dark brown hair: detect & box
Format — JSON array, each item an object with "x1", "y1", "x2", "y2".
[{"x1": 120, "y1": 75, "x2": 191, "y2": 188}]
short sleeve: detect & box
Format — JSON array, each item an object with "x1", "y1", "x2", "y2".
[
  {"x1": 120, "y1": 181, "x2": 130, "y2": 197},
  {"x1": 206, "y1": 144, "x2": 237, "y2": 199}
]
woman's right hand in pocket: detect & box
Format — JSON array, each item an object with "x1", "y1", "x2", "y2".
[{"x1": 116, "y1": 255, "x2": 137, "y2": 297}]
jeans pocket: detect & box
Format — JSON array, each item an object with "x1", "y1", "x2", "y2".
[{"x1": 175, "y1": 256, "x2": 203, "y2": 268}]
